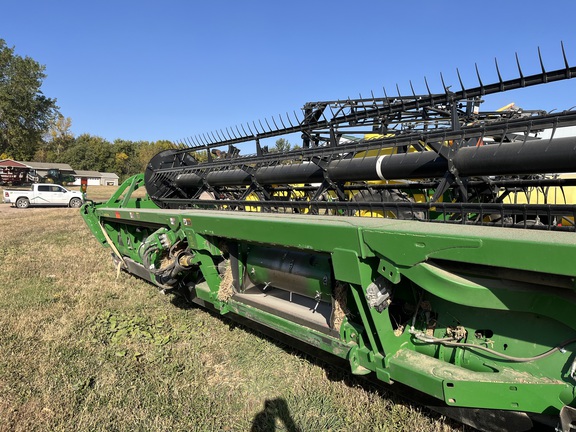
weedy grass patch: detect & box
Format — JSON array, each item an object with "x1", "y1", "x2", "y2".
[{"x1": 0, "y1": 198, "x2": 468, "y2": 431}]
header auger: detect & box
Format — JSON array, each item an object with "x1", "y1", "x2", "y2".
[{"x1": 83, "y1": 44, "x2": 576, "y2": 432}]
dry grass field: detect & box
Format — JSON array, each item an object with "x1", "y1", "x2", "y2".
[{"x1": 0, "y1": 185, "x2": 468, "y2": 431}]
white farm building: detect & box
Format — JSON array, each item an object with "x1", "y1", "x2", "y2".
[{"x1": 72, "y1": 170, "x2": 120, "y2": 186}]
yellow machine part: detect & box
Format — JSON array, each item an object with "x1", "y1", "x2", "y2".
[{"x1": 501, "y1": 173, "x2": 576, "y2": 226}]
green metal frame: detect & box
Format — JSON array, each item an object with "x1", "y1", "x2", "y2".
[{"x1": 81, "y1": 174, "x2": 576, "y2": 419}]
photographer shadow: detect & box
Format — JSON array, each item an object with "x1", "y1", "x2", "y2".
[{"x1": 250, "y1": 398, "x2": 301, "y2": 432}]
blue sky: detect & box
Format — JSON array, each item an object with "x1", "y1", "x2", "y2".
[{"x1": 2, "y1": 1, "x2": 576, "y2": 145}]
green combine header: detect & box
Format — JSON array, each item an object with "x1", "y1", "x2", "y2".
[{"x1": 82, "y1": 45, "x2": 576, "y2": 431}]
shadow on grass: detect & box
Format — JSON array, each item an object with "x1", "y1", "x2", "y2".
[{"x1": 250, "y1": 398, "x2": 301, "y2": 432}]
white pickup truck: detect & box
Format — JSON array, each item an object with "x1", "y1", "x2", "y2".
[{"x1": 3, "y1": 184, "x2": 84, "y2": 208}]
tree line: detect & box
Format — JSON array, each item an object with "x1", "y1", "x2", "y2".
[
  {"x1": 36, "y1": 126, "x2": 177, "y2": 180},
  {"x1": 0, "y1": 39, "x2": 295, "y2": 182}
]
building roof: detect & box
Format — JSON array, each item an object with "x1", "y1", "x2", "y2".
[
  {"x1": 19, "y1": 161, "x2": 74, "y2": 171},
  {"x1": 100, "y1": 172, "x2": 120, "y2": 179},
  {"x1": 0, "y1": 159, "x2": 28, "y2": 168},
  {"x1": 4, "y1": 160, "x2": 120, "y2": 180},
  {"x1": 74, "y1": 170, "x2": 102, "y2": 177}
]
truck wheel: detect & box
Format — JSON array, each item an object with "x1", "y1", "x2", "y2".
[
  {"x1": 16, "y1": 197, "x2": 30, "y2": 208},
  {"x1": 69, "y1": 198, "x2": 83, "y2": 208}
]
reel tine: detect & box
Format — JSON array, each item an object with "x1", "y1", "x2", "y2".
[
  {"x1": 456, "y1": 68, "x2": 466, "y2": 95},
  {"x1": 424, "y1": 76, "x2": 432, "y2": 96},
  {"x1": 538, "y1": 46, "x2": 547, "y2": 76},
  {"x1": 253, "y1": 120, "x2": 261, "y2": 134},
  {"x1": 278, "y1": 113, "x2": 287, "y2": 129},
  {"x1": 286, "y1": 112, "x2": 295, "y2": 128},
  {"x1": 423, "y1": 76, "x2": 435, "y2": 106},
  {"x1": 561, "y1": 41, "x2": 572, "y2": 78},
  {"x1": 358, "y1": 93, "x2": 368, "y2": 115},
  {"x1": 204, "y1": 135, "x2": 211, "y2": 146},
  {"x1": 494, "y1": 58, "x2": 504, "y2": 90},
  {"x1": 271, "y1": 115, "x2": 280, "y2": 130},
  {"x1": 382, "y1": 86, "x2": 391, "y2": 109},
  {"x1": 240, "y1": 123, "x2": 249, "y2": 137},
  {"x1": 409, "y1": 80, "x2": 417, "y2": 98},
  {"x1": 440, "y1": 72, "x2": 449, "y2": 95},
  {"x1": 218, "y1": 129, "x2": 226, "y2": 141},
  {"x1": 265, "y1": 117, "x2": 273, "y2": 132},
  {"x1": 293, "y1": 109, "x2": 301, "y2": 123},
  {"x1": 371, "y1": 90, "x2": 381, "y2": 117},
  {"x1": 409, "y1": 81, "x2": 419, "y2": 109},
  {"x1": 227, "y1": 127, "x2": 236, "y2": 140},
  {"x1": 223, "y1": 128, "x2": 231, "y2": 140},
  {"x1": 261, "y1": 118, "x2": 271, "y2": 133},
  {"x1": 475, "y1": 63, "x2": 485, "y2": 94},
  {"x1": 515, "y1": 52, "x2": 525, "y2": 87},
  {"x1": 247, "y1": 122, "x2": 255, "y2": 136},
  {"x1": 235, "y1": 125, "x2": 244, "y2": 139},
  {"x1": 347, "y1": 96, "x2": 359, "y2": 123},
  {"x1": 396, "y1": 84, "x2": 405, "y2": 111}
]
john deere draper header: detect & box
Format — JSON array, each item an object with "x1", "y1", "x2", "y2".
[{"x1": 83, "y1": 44, "x2": 576, "y2": 431}]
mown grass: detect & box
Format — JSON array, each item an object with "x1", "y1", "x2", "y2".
[{"x1": 0, "y1": 186, "x2": 469, "y2": 432}]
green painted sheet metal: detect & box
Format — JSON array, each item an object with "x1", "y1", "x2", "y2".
[
  {"x1": 390, "y1": 349, "x2": 570, "y2": 412},
  {"x1": 404, "y1": 262, "x2": 576, "y2": 330},
  {"x1": 80, "y1": 184, "x2": 576, "y2": 421},
  {"x1": 362, "y1": 224, "x2": 576, "y2": 279}
]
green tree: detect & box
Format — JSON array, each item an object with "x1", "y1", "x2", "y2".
[
  {"x1": 111, "y1": 139, "x2": 139, "y2": 180},
  {"x1": 272, "y1": 138, "x2": 291, "y2": 153},
  {"x1": 135, "y1": 140, "x2": 176, "y2": 172},
  {"x1": 35, "y1": 114, "x2": 74, "y2": 162},
  {"x1": 60, "y1": 134, "x2": 113, "y2": 171},
  {"x1": 0, "y1": 39, "x2": 59, "y2": 160}
]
